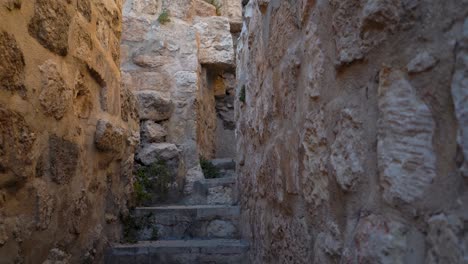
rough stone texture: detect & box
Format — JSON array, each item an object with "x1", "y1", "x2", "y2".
[
  {"x1": 0, "y1": 0, "x2": 139, "y2": 262},
  {"x1": 135, "y1": 91, "x2": 174, "y2": 121},
  {"x1": 220, "y1": 0, "x2": 243, "y2": 32},
  {"x1": 407, "y1": 51, "x2": 438, "y2": 73},
  {"x1": 122, "y1": 0, "x2": 239, "y2": 202},
  {"x1": 0, "y1": 107, "x2": 36, "y2": 188},
  {"x1": 0, "y1": 31, "x2": 25, "y2": 96},
  {"x1": 378, "y1": 68, "x2": 437, "y2": 205},
  {"x1": 237, "y1": 0, "x2": 468, "y2": 263},
  {"x1": 136, "y1": 143, "x2": 180, "y2": 166},
  {"x1": 28, "y1": 0, "x2": 71, "y2": 56},
  {"x1": 193, "y1": 16, "x2": 235, "y2": 68},
  {"x1": 330, "y1": 109, "x2": 364, "y2": 191},
  {"x1": 95, "y1": 120, "x2": 127, "y2": 153},
  {"x1": 39, "y1": 60, "x2": 73, "y2": 120},
  {"x1": 48, "y1": 135, "x2": 79, "y2": 185},
  {"x1": 141, "y1": 121, "x2": 167, "y2": 143},
  {"x1": 452, "y1": 19, "x2": 468, "y2": 178}
]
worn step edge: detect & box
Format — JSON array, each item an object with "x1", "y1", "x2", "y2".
[
  {"x1": 203, "y1": 177, "x2": 236, "y2": 188},
  {"x1": 110, "y1": 239, "x2": 249, "y2": 255},
  {"x1": 135, "y1": 205, "x2": 239, "y2": 211}
]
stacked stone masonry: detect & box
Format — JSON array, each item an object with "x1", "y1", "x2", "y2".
[
  {"x1": 122, "y1": 0, "x2": 241, "y2": 201},
  {"x1": 237, "y1": 0, "x2": 468, "y2": 263},
  {"x1": 0, "y1": 0, "x2": 139, "y2": 263}
]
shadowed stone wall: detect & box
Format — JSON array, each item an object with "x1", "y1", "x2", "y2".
[
  {"x1": 236, "y1": 0, "x2": 468, "y2": 263},
  {"x1": 0, "y1": 0, "x2": 139, "y2": 262}
]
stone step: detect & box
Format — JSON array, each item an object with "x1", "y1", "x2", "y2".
[
  {"x1": 105, "y1": 239, "x2": 249, "y2": 264},
  {"x1": 210, "y1": 158, "x2": 236, "y2": 170},
  {"x1": 133, "y1": 205, "x2": 240, "y2": 240},
  {"x1": 203, "y1": 177, "x2": 237, "y2": 205}
]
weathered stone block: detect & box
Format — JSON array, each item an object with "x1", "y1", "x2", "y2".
[
  {"x1": 135, "y1": 91, "x2": 174, "y2": 121},
  {"x1": 133, "y1": 0, "x2": 162, "y2": 15},
  {"x1": 330, "y1": 109, "x2": 364, "y2": 191},
  {"x1": 220, "y1": 0, "x2": 243, "y2": 32},
  {"x1": 193, "y1": 0, "x2": 217, "y2": 17},
  {"x1": 39, "y1": 60, "x2": 73, "y2": 120},
  {"x1": 49, "y1": 135, "x2": 79, "y2": 184},
  {"x1": 407, "y1": 51, "x2": 438, "y2": 74},
  {"x1": 193, "y1": 16, "x2": 235, "y2": 68},
  {"x1": 136, "y1": 143, "x2": 180, "y2": 165},
  {"x1": 94, "y1": 120, "x2": 126, "y2": 153},
  {"x1": 451, "y1": 19, "x2": 468, "y2": 178},
  {"x1": 0, "y1": 107, "x2": 36, "y2": 188},
  {"x1": 77, "y1": 0, "x2": 92, "y2": 22},
  {"x1": 345, "y1": 214, "x2": 416, "y2": 263},
  {"x1": 378, "y1": 68, "x2": 436, "y2": 204},
  {"x1": 120, "y1": 85, "x2": 139, "y2": 122},
  {"x1": 122, "y1": 16, "x2": 151, "y2": 42},
  {"x1": 28, "y1": 0, "x2": 71, "y2": 56},
  {"x1": 141, "y1": 121, "x2": 167, "y2": 143},
  {"x1": 0, "y1": 31, "x2": 26, "y2": 96}
]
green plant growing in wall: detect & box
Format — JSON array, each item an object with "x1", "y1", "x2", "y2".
[
  {"x1": 134, "y1": 160, "x2": 172, "y2": 205},
  {"x1": 158, "y1": 9, "x2": 171, "y2": 24},
  {"x1": 200, "y1": 156, "x2": 221, "y2": 179},
  {"x1": 239, "y1": 85, "x2": 246, "y2": 103},
  {"x1": 121, "y1": 212, "x2": 158, "y2": 244},
  {"x1": 203, "y1": 0, "x2": 222, "y2": 16}
]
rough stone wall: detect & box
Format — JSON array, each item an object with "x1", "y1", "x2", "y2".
[
  {"x1": 0, "y1": 0, "x2": 139, "y2": 263},
  {"x1": 122, "y1": 0, "x2": 240, "y2": 198},
  {"x1": 236, "y1": 0, "x2": 468, "y2": 263}
]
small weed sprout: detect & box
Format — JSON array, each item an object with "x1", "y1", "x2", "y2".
[
  {"x1": 200, "y1": 156, "x2": 221, "y2": 179},
  {"x1": 134, "y1": 160, "x2": 172, "y2": 205},
  {"x1": 158, "y1": 9, "x2": 171, "y2": 24}
]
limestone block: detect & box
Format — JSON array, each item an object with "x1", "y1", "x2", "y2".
[
  {"x1": 330, "y1": 109, "x2": 364, "y2": 191},
  {"x1": 220, "y1": 0, "x2": 243, "y2": 32},
  {"x1": 161, "y1": 0, "x2": 193, "y2": 20},
  {"x1": 407, "y1": 51, "x2": 438, "y2": 74},
  {"x1": 347, "y1": 214, "x2": 412, "y2": 263},
  {"x1": 28, "y1": 0, "x2": 71, "y2": 56},
  {"x1": 73, "y1": 72, "x2": 93, "y2": 119},
  {"x1": 331, "y1": 0, "x2": 402, "y2": 65},
  {"x1": 136, "y1": 143, "x2": 180, "y2": 165},
  {"x1": 426, "y1": 214, "x2": 466, "y2": 264},
  {"x1": 207, "y1": 186, "x2": 233, "y2": 205},
  {"x1": 451, "y1": 19, "x2": 468, "y2": 178},
  {"x1": 120, "y1": 84, "x2": 139, "y2": 122},
  {"x1": 0, "y1": 31, "x2": 25, "y2": 96},
  {"x1": 39, "y1": 60, "x2": 73, "y2": 120},
  {"x1": 133, "y1": 54, "x2": 174, "y2": 68},
  {"x1": 133, "y1": 0, "x2": 162, "y2": 15},
  {"x1": 77, "y1": 0, "x2": 92, "y2": 22},
  {"x1": 135, "y1": 91, "x2": 174, "y2": 121},
  {"x1": 34, "y1": 180, "x2": 54, "y2": 230},
  {"x1": 48, "y1": 135, "x2": 80, "y2": 184},
  {"x1": 193, "y1": 0, "x2": 217, "y2": 17},
  {"x1": 0, "y1": 107, "x2": 36, "y2": 188},
  {"x1": 206, "y1": 220, "x2": 236, "y2": 238},
  {"x1": 378, "y1": 68, "x2": 436, "y2": 204},
  {"x1": 141, "y1": 121, "x2": 167, "y2": 143},
  {"x1": 94, "y1": 120, "x2": 126, "y2": 153},
  {"x1": 122, "y1": 16, "x2": 151, "y2": 42},
  {"x1": 193, "y1": 16, "x2": 235, "y2": 68}
]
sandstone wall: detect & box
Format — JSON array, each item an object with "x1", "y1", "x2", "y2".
[
  {"x1": 0, "y1": 0, "x2": 139, "y2": 263},
  {"x1": 236, "y1": 0, "x2": 468, "y2": 263}
]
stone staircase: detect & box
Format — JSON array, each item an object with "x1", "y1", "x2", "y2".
[{"x1": 105, "y1": 159, "x2": 248, "y2": 264}]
